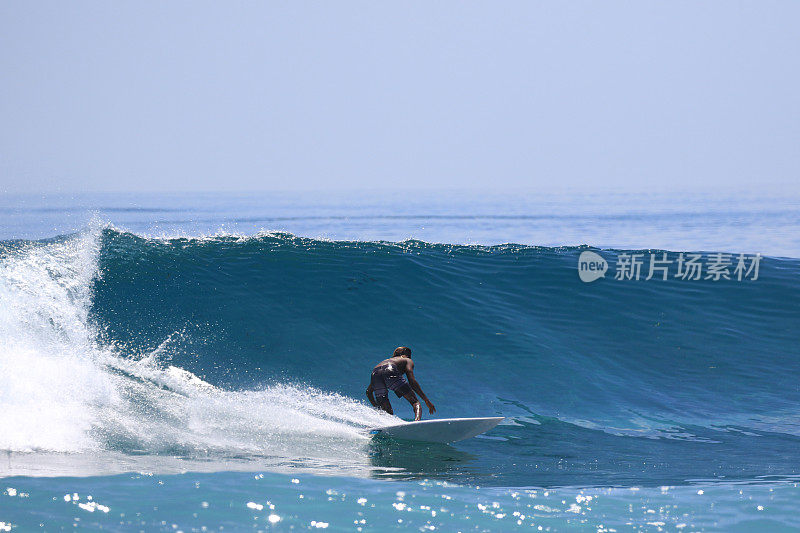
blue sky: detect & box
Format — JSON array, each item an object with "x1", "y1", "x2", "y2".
[{"x1": 1, "y1": 2, "x2": 798, "y2": 193}]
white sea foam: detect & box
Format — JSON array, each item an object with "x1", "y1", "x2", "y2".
[{"x1": 0, "y1": 227, "x2": 395, "y2": 477}]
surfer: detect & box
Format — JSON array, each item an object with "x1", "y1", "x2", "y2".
[{"x1": 366, "y1": 346, "x2": 436, "y2": 421}]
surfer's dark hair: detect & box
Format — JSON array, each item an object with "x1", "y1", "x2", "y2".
[{"x1": 394, "y1": 346, "x2": 412, "y2": 357}]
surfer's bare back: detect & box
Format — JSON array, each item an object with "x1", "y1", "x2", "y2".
[{"x1": 366, "y1": 346, "x2": 436, "y2": 421}]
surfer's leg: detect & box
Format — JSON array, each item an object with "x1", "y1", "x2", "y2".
[
  {"x1": 371, "y1": 372, "x2": 391, "y2": 413},
  {"x1": 402, "y1": 391, "x2": 422, "y2": 420},
  {"x1": 378, "y1": 397, "x2": 393, "y2": 415}
]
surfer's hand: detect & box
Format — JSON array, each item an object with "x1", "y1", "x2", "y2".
[{"x1": 426, "y1": 400, "x2": 436, "y2": 414}]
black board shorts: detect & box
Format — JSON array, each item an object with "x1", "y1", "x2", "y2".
[{"x1": 370, "y1": 363, "x2": 412, "y2": 402}]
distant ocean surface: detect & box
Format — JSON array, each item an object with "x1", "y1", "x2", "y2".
[{"x1": 2, "y1": 190, "x2": 799, "y2": 531}]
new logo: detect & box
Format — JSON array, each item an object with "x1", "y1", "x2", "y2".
[{"x1": 578, "y1": 251, "x2": 608, "y2": 283}]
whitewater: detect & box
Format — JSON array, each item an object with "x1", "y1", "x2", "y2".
[{"x1": 0, "y1": 227, "x2": 400, "y2": 480}]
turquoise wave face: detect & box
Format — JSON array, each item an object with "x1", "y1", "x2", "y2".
[
  {"x1": 82, "y1": 228, "x2": 800, "y2": 487},
  {"x1": 2, "y1": 227, "x2": 799, "y2": 488}
]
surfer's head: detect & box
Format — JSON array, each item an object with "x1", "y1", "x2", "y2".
[{"x1": 393, "y1": 346, "x2": 412, "y2": 358}]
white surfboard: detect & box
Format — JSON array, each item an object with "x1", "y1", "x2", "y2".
[{"x1": 369, "y1": 417, "x2": 504, "y2": 443}]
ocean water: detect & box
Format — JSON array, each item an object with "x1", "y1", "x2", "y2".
[{"x1": 1, "y1": 190, "x2": 799, "y2": 531}]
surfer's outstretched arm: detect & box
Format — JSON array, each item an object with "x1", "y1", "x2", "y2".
[
  {"x1": 405, "y1": 360, "x2": 436, "y2": 415},
  {"x1": 365, "y1": 384, "x2": 378, "y2": 407},
  {"x1": 402, "y1": 391, "x2": 422, "y2": 420}
]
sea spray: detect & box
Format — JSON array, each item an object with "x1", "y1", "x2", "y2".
[{"x1": 0, "y1": 228, "x2": 394, "y2": 475}]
